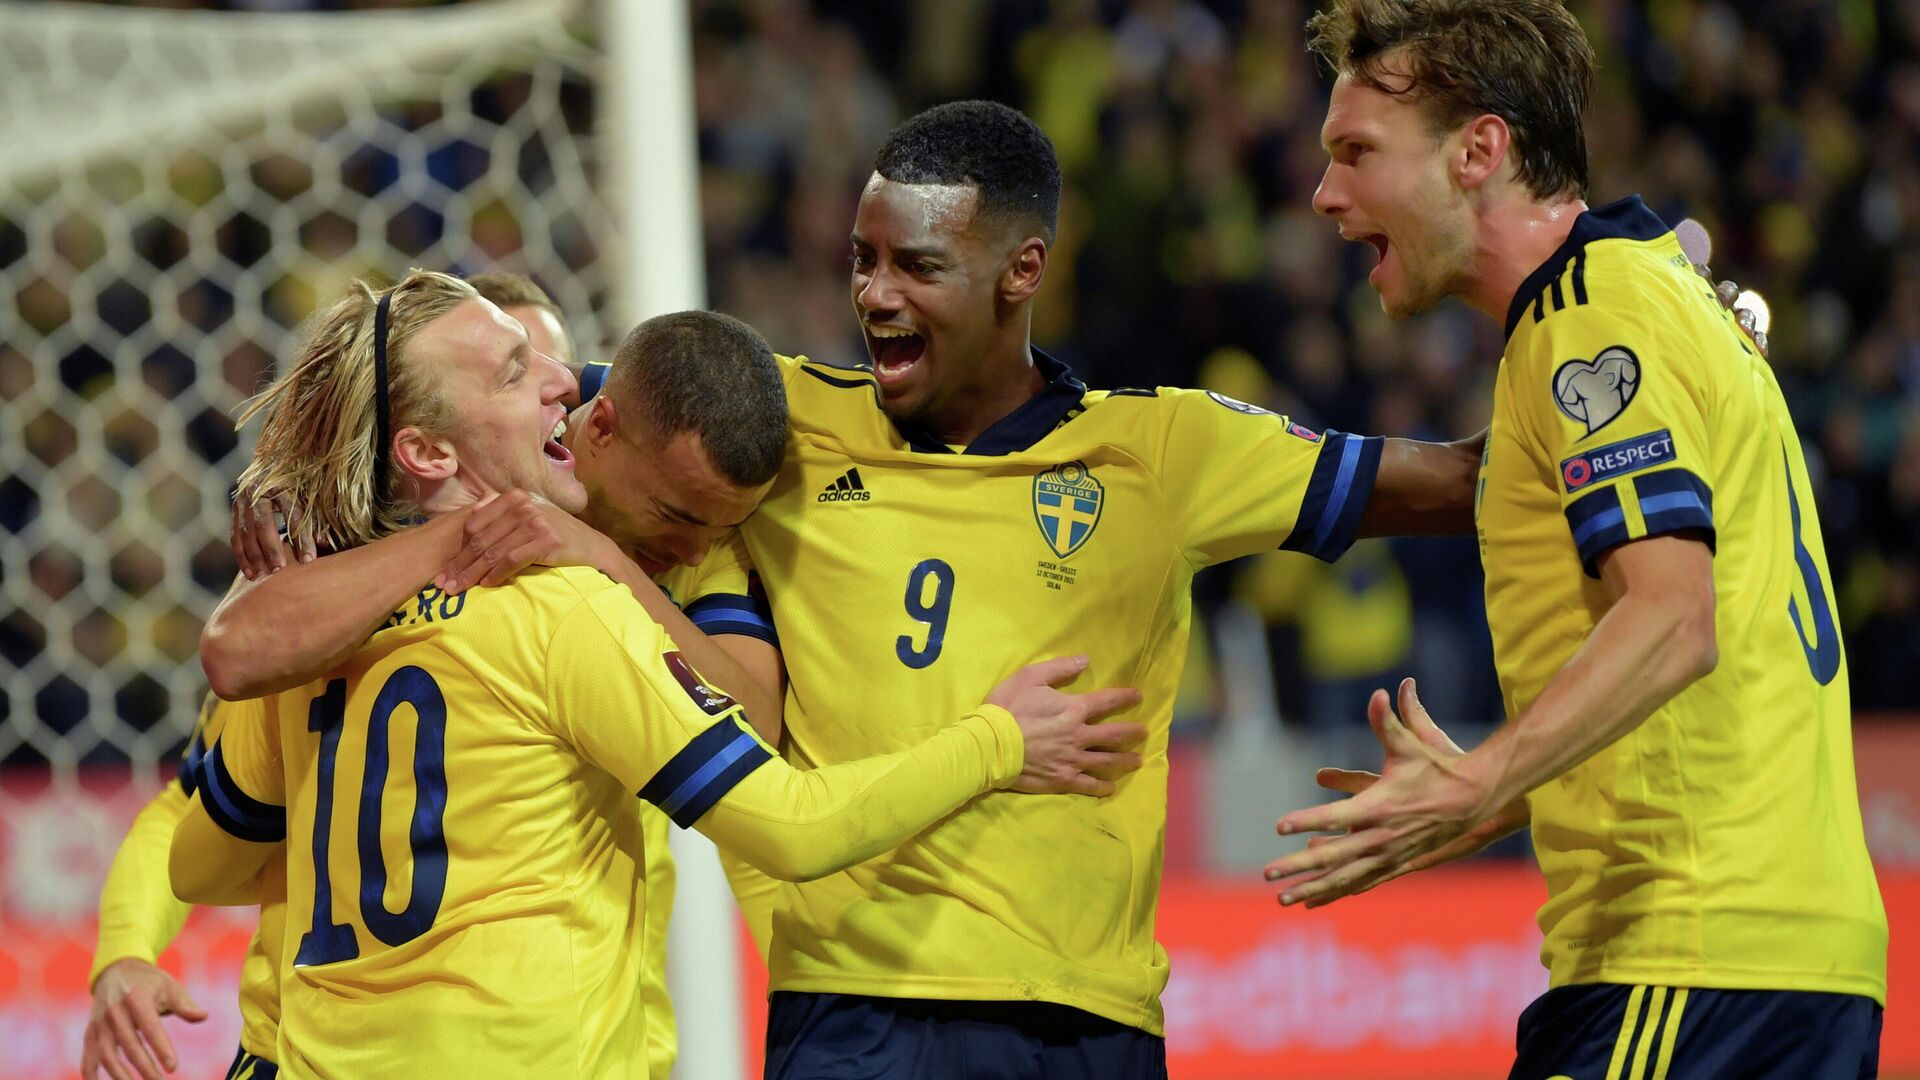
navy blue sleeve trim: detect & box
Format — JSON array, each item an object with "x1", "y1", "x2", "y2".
[
  {"x1": 1564, "y1": 485, "x2": 1630, "y2": 578},
  {"x1": 578, "y1": 360, "x2": 611, "y2": 402},
  {"x1": 637, "y1": 716, "x2": 773, "y2": 829},
  {"x1": 1634, "y1": 468, "x2": 1716, "y2": 549},
  {"x1": 201, "y1": 742, "x2": 286, "y2": 844},
  {"x1": 684, "y1": 593, "x2": 779, "y2": 646},
  {"x1": 177, "y1": 734, "x2": 207, "y2": 796},
  {"x1": 1279, "y1": 431, "x2": 1385, "y2": 563}
]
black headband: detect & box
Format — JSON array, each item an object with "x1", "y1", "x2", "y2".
[{"x1": 372, "y1": 289, "x2": 393, "y2": 495}]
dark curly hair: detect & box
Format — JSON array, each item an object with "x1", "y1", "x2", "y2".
[{"x1": 872, "y1": 100, "x2": 1063, "y2": 242}]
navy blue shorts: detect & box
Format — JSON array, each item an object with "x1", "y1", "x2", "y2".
[
  {"x1": 224, "y1": 1046, "x2": 279, "y2": 1080},
  {"x1": 1509, "y1": 983, "x2": 1882, "y2": 1080},
  {"x1": 764, "y1": 991, "x2": 1167, "y2": 1080}
]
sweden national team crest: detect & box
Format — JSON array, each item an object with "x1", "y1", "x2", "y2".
[{"x1": 1033, "y1": 461, "x2": 1103, "y2": 560}]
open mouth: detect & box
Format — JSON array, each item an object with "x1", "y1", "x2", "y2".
[
  {"x1": 544, "y1": 417, "x2": 574, "y2": 466},
  {"x1": 866, "y1": 325, "x2": 926, "y2": 388},
  {"x1": 1363, "y1": 232, "x2": 1389, "y2": 264}
]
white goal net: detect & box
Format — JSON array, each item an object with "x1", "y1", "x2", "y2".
[{"x1": 0, "y1": 2, "x2": 748, "y2": 1075}]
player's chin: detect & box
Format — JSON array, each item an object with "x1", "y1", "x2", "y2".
[{"x1": 544, "y1": 473, "x2": 590, "y2": 515}]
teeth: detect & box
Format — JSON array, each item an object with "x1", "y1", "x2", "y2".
[
  {"x1": 868, "y1": 326, "x2": 919, "y2": 339},
  {"x1": 551, "y1": 419, "x2": 566, "y2": 440}
]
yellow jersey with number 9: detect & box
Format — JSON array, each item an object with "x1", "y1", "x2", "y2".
[
  {"x1": 1478, "y1": 196, "x2": 1886, "y2": 1002},
  {"x1": 741, "y1": 350, "x2": 1382, "y2": 1035}
]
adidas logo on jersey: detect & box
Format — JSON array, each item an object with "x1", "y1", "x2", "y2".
[{"x1": 817, "y1": 468, "x2": 872, "y2": 502}]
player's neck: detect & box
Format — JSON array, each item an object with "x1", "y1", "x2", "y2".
[
  {"x1": 918, "y1": 341, "x2": 1048, "y2": 447},
  {"x1": 415, "y1": 474, "x2": 489, "y2": 519},
  {"x1": 1460, "y1": 195, "x2": 1589, "y2": 327}
]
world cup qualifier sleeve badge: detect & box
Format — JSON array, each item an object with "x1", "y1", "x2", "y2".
[{"x1": 1032, "y1": 461, "x2": 1102, "y2": 589}]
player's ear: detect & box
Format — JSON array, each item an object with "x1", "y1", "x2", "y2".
[
  {"x1": 392, "y1": 426, "x2": 458, "y2": 482},
  {"x1": 1455, "y1": 112, "x2": 1511, "y2": 192},
  {"x1": 1000, "y1": 236, "x2": 1048, "y2": 305},
  {"x1": 581, "y1": 394, "x2": 620, "y2": 448}
]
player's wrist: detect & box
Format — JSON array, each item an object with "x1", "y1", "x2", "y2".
[{"x1": 968, "y1": 703, "x2": 1023, "y2": 786}]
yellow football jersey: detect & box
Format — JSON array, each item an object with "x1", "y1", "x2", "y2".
[
  {"x1": 642, "y1": 533, "x2": 779, "y2": 1077},
  {"x1": 741, "y1": 351, "x2": 1382, "y2": 1034},
  {"x1": 1479, "y1": 196, "x2": 1886, "y2": 1002},
  {"x1": 94, "y1": 693, "x2": 285, "y2": 1060},
  {"x1": 192, "y1": 565, "x2": 1023, "y2": 1078}
]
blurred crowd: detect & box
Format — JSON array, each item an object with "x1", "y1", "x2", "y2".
[
  {"x1": 5, "y1": 0, "x2": 1917, "y2": 774},
  {"x1": 689, "y1": 0, "x2": 1920, "y2": 722}
]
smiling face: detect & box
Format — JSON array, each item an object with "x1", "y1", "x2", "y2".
[
  {"x1": 406, "y1": 298, "x2": 586, "y2": 513},
  {"x1": 849, "y1": 174, "x2": 1018, "y2": 427},
  {"x1": 1312, "y1": 66, "x2": 1477, "y2": 319},
  {"x1": 567, "y1": 398, "x2": 771, "y2": 574}
]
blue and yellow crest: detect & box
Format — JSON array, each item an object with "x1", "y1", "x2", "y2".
[{"x1": 1033, "y1": 461, "x2": 1103, "y2": 560}]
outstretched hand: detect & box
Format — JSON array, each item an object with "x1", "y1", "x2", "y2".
[
  {"x1": 80, "y1": 957, "x2": 208, "y2": 1080},
  {"x1": 1264, "y1": 678, "x2": 1499, "y2": 908},
  {"x1": 988, "y1": 655, "x2": 1145, "y2": 797}
]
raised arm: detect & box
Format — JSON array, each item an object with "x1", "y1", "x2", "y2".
[
  {"x1": 1267, "y1": 534, "x2": 1714, "y2": 905},
  {"x1": 201, "y1": 508, "x2": 475, "y2": 699},
  {"x1": 547, "y1": 593, "x2": 1144, "y2": 883},
  {"x1": 1355, "y1": 429, "x2": 1485, "y2": 538}
]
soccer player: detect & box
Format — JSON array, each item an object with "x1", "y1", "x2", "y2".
[
  {"x1": 170, "y1": 270, "x2": 1142, "y2": 1078},
  {"x1": 1264, "y1": 2, "x2": 1887, "y2": 1076},
  {"x1": 722, "y1": 102, "x2": 1482, "y2": 1079},
  {"x1": 82, "y1": 692, "x2": 281, "y2": 1080}
]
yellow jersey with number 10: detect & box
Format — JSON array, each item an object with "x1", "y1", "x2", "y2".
[
  {"x1": 742, "y1": 351, "x2": 1382, "y2": 1035},
  {"x1": 1478, "y1": 195, "x2": 1886, "y2": 1002}
]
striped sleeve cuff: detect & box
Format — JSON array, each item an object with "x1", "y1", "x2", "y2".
[
  {"x1": 684, "y1": 592, "x2": 779, "y2": 646},
  {"x1": 177, "y1": 734, "x2": 207, "y2": 796},
  {"x1": 1280, "y1": 431, "x2": 1384, "y2": 563},
  {"x1": 1564, "y1": 468, "x2": 1715, "y2": 577},
  {"x1": 579, "y1": 360, "x2": 612, "y2": 402},
  {"x1": 638, "y1": 716, "x2": 773, "y2": 828},
  {"x1": 200, "y1": 743, "x2": 286, "y2": 844}
]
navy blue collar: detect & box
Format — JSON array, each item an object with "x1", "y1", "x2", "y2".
[
  {"x1": 892, "y1": 348, "x2": 1088, "y2": 456},
  {"x1": 1504, "y1": 195, "x2": 1669, "y2": 339}
]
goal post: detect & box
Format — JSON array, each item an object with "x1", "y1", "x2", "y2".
[{"x1": 0, "y1": 1, "x2": 746, "y2": 1075}]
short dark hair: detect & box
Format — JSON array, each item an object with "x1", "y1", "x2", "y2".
[
  {"x1": 873, "y1": 100, "x2": 1063, "y2": 242},
  {"x1": 1306, "y1": 0, "x2": 1594, "y2": 201},
  {"x1": 606, "y1": 311, "x2": 787, "y2": 487}
]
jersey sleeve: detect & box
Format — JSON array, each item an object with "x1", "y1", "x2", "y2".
[
  {"x1": 171, "y1": 697, "x2": 285, "y2": 906},
  {"x1": 1515, "y1": 307, "x2": 1718, "y2": 576},
  {"x1": 195, "y1": 695, "x2": 286, "y2": 845},
  {"x1": 544, "y1": 587, "x2": 1024, "y2": 882},
  {"x1": 91, "y1": 779, "x2": 195, "y2": 985},
  {"x1": 675, "y1": 533, "x2": 778, "y2": 646},
  {"x1": 1155, "y1": 388, "x2": 1384, "y2": 568}
]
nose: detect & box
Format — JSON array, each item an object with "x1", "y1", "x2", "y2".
[
  {"x1": 855, "y1": 262, "x2": 899, "y2": 316},
  {"x1": 538, "y1": 351, "x2": 575, "y2": 404},
  {"x1": 1312, "y1": 164, "x2": 1346, "y2": 220},
  {"x1": 665, "y1": 526, "x2": 709, "y2": 568}
]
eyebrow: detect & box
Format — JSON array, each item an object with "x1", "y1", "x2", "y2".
[{"x1": 653, "y1": 498, "x2": 710, "y2": 528}]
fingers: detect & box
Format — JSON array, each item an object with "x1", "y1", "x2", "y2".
[
  {"x1": 1365, "y1": 688, "x2": 1394, "y2": 745},
  {"x1": 252, "y1": 496, "x2": 284, "y2": 574},
  {"x1": 1063, "y1": 772, "x2": 1117, "y2": 797},
  {"x1": 1073, "y1": 688, "x2": 1142, "y2": 723},
  {"x1": 1264, "y1": 824, "x2": 1387, "y2": 884},
  {"x1": 1275, "y1": 793, "x2": 1358, "y2": 837},
  {"x1": 283, "y1": 499, "x2": 315, "y2": 564},
  {"x1": 1396, "y1": 678, "x2": 1463, "y2": 755},
  {"x1": 1079, "y1": 720, "x2": 1146, "y2": 752},
  {"x1": 102, "y1": 1002, "x2": 163, "y2": 1080},
  {"x1": 80, "y1": 1027, "x2": 101, "y2": 1080},
  {"x1": 1075, "y1": 749, "x2": 1143, "y2": 780},
  {"x1": 1315, "y1": 767, "x2": 1379, "y2": 795},
  {"x1": 126, "y1": 995, "x2": 178, "y2": 1073},
  {"x1": 231, "y1": 490, "x2": 266, "y2": 580},
  {"x1": 163, "y1": 981, "x2": 208, "y2": 1023},
  {"x1": 1015, "y1": 654, "x2": 1091, "y2": 690},
  {"x1": 1296, "y1": 855, "x2": 1394, "y2": 908}
]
